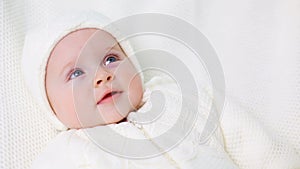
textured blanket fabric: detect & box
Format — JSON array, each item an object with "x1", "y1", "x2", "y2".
[{"x1": 221, "y1": 99, "x2": 300, "y2": 169}]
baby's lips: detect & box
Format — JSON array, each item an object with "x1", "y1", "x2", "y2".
[
  {"x1": 95, "y1": 88, "x2": 113, "y2": 104},
  {"x1": 96, "y1": 90, "x2": 122, "y2": 105}
]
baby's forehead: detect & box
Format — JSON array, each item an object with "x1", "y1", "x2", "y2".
[
  {"x1": 50, "y1": 28, "x2": 117, "y2": 59},
  {"x1": 48, "y1": 28, "x2": 124, "y2": 69}
]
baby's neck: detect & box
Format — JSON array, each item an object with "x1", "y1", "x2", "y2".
[{"x1": 117, "y1": 117, "x2": 128, "y2": 124}]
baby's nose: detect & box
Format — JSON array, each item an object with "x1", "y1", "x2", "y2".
[{"x1": 94, "y1": 70, "x2": 114, "y2": 87}]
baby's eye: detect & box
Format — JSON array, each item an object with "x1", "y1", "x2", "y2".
[
  {"x1": 69, "y1": 69, "x2": 84, "y2": 80},
  {"x1": 104, "y1": 55, "x2": 119, "y2": 66}
]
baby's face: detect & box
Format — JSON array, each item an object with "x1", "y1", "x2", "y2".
[{"x1": 45, "y1": 28, "x2": 143, "y2": 129}]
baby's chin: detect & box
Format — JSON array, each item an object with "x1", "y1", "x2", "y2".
[{"x1": 64, "y1": 104, "x2": 140, "y2": 129}]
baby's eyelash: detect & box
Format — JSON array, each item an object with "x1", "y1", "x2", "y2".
[
  {"x1": 103, "y1": 53, "x2": 120, "y2": 66},
  {"x1": 67, "y1": 68, "x2": 84, "y2": 81}
]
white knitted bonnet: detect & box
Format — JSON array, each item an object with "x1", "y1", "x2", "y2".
[{"x1": 22, "y1": 10, "x2": 142, "y2": 131}]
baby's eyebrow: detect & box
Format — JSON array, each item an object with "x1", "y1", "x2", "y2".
[
  {"x1": 106, "y1": 47, "x2": 122, "y2": 55},
  {"x1": 104, "y1": 46, "x2": 115, "y2": 53},
  {"x1": 60, "y1": 61, "x2": 74, "y2": 76}
]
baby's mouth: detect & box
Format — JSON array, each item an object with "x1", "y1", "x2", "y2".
[{"x1": 97, "y1": 91, "x2": 122, "y2": 105}]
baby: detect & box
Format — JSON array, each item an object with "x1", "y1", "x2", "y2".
[
  {"x1": 45, "y1": 27, "x2": 143, "y2": 129},
  {"x1": 22, "y1": 11, "x2": 239, "y2": 169}
]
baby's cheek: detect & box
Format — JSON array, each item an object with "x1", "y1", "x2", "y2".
[
  {"x1": 53, "y1": 90, "x2": 79, "y2": 128},
  {"x1": 129, "y1": 76, "x2": 143, "y2": 108}
]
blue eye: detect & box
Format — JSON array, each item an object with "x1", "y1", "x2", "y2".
[
  {"x1": 104, "y1": 55, "x2": 118, "y2": 66},
  {"x1": 69, "y1": 69, "x2": 84, "y2": 80}
]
